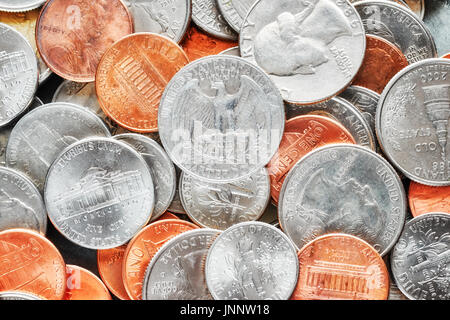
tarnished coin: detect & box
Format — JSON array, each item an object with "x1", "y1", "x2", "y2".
[
  {"x1": 142, "y1": 229, "x2": 219, "y2": 300},
  {"x1": 0, "y1": 0, "x2": 45, "y2": 12},
  {"x1": 278, "y1": 144, "x2": 406, "y2": 256},
  {"x1": 44, "y1": 137, "x2": 155, "y2": 250},
  {"x1": 6, "y1": 103, "x2": 111, "y2": 192},
  {"x1": 0, "y1": 9, "x2": 51, "y2": 84},
  {"x1": 192, "y1": 0, "x2": 238, "y2": 41},
  {"x1": 377, "y1": 58, "x2": 450, "y2": 186},
  {"x1": 409, "y1": 181, "x2": 450, "y2": 217},
  {"x1": 240, "y1": 0, "x2": 366, "y2": 104},
  {"x1": 391, "y1": 213, "x2": 450, "y2": 300},
  {"x1": 64, "y1": 265, "x2": 112, "y2": 300},
  {"x1": 0, "y1": 167, "x2": 46, "y2": 234},
  {"x1": 114, "y1": 133, "x2": 176, "y2": 221},
  {"x1": 291, "y1": 234, "x2": 390, "y2": 300},
  {"x1": 205, "y1": 221, "x2": 298, "y2": 300},
  {"x1": 159, "y1": 55, "x2": 285, "y2": 183},
  {"x1": 354, "y1": 1, "x2": 436, "y2": 64},
  {"x1": 423, "y1": 0, "x2": 450, "y2": 57},
  {"x1": 0, "y1": 291, "x2": 43, "y2": 300},
  {"x1": 218, "y1": 46, "x2": 240, "y2": 56},
  {"x1": 167, "y1": 166, "x2": 187, "y2": 214},
  {"x1": 216, "y1": 0, "x2": 256, "y2": 33},
  {"x1": 286, "y1": 97, "x2": 376, "y2": 151},
  {"x1": 180, "y1": 168, "x2": 270, "y2": 230},
  {"x1": 123, "y1": 0, "x2": 191, "y2": 43},
  {"x1": 96, "y1": 33, "x2": 189, "y2": 133},
  {"x1": 0, "y1": 23, "x2": 38, "y2": 127},
  {"x1": 36, "y1": 0, "x2": 134, "y2": 82}
]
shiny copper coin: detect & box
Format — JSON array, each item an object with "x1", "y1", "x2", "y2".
[
  {"x1": 36, "y1": 0, "x2": 133, "y2": 82},
  {"x1": 122, "y1": 219, "x2": 198, "y2": 300},
  {"x1": 408, "y1": 181, "x2": 450, "y2": 217},
  {"x1": 291, "y1": 234, "x2": 389, "y2": 300},
  {"x1": 352, "y1": 35, "x2": 409, "y2": 94},
  {"x1": 180, "y1": 23, "x2": 238, "y2": 62},
  {"x1": 0, "y1": 228, "x2": 66, "y2": 300},
  {"x1": 442, "y1": 53, "x2": 450, "y2": 59},
  {"x1": 96, "y1": 33, "x2": 189, "y2": 133},
  {"x1": 97, "y1": 211, "x2": 180, "y2": 300},
  {"x1": 267, "y1": 115, "x2": 356, "y2": 204},
  {"x1": 64, "y1": 265, "x2": 111, "y2": 300}
]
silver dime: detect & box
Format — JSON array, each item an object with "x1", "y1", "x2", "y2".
[
  {"x1": 286, "y1": 97, "x2": 376, "y2": 151},
  {"x1": 423, "y1": 0, "x2": 450, "y2": 57},
  {"x1": 114, "y1": 133, "x2": 176, "y2": 221},
  {"x1": 0, "y1": 23, "x2": 38, "y2": 127},
  {"x1": 167, "y1": 165, "x2": 186, "y2": 214},
  {"x1": 6, "y1": 102, "x2": 111, "y2": 192},
  {"x1": 158, "y1": 55, "x2": 285, "y2": 183},
  {"x1": 123, "y1": 0, "x2": 191, "y2": 43},
  {"x1": 217, "y1": 0, "x2": 256, "y2": 33},
  {"x1": 0, "y1": 291, "x2": 43, "y2": 300},
  {"x1": 192, "y1": 0, "x2": 238, "y2": 41},
  {"x1": 0, "y1": 1, "x2": 45, "y2": 12},
  {"x1": 142, "y1": 229, "x2": 219, "y2": 300},
  {"x1": 44, "y1": 137, "x2": 155, "y2": 250},
  {"x1": 0, "y1": 166, "x2": 46, "y2": 233},
  {"x1": 391, "y1": 213, "x2": 450, "y2": 300},
  {"x1": 278, "y1": 144, "x2": 407, "y2": 256},
  {"x1": 377, "y1": 58, "x2": 450, "y2": 186},
  {"x1": 180, "y1": 168, "x2": 270, "y2": 230},
  {"x1": 240, "y1": 0, "x2": 366, "y2": 104},
  {"x1": 218, "y1": 46, "x2": 240, "y2": 56},
  {"x1": 205, "y1": 221, "x2": 298, "y2": 300},
  {"x1": 354, "y1": 1, "x2": 436, "y2": 64}
]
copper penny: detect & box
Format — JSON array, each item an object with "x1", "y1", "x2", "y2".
[
  {"x1": 97, "y1": 211, "x2": 180, "y2": 300},
  {"x1": 64, "y1": 265, "x2": 111, "y2": 300},
  {"x1": 442, "y1": 53, "x2": 450, "y2": 59},
  {"x1": 122, "y1": 219, "x2": 198, "y2": 300},
  {"x1": 180, "y1": 23, "x2": 238, "y2": 62},
  {"x1": 96, "y1": 33, "x2": 189, "y2": 133},
  {"x1": 267, "y1": 115, "x2": 356, "y2": 204},
  {"x1": 0, "y1": 228, "x2": 66, "y2": 300},
  {"x1": 352, "y1": 35, "x2": 409, "y2": 94},
  {"x1": 36, "y1": 0, "x2": 133, "y2": 82},
  {"x1": 408, "y1": 181, "x2": 450, "y2": 217},
  {"x1": 291, "y1": 234, "x2": 389, "y2": 300}
]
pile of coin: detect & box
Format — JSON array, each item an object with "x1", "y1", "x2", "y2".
[{"x1": 0, "y1": 0, "x2": 449, "y2": 301}]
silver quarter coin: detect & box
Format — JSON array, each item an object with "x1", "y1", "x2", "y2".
[
  {"x1": 0, "y1": 167, "x2": 46, "y2": 234},
  {"x1": 423, "y1": 0, "x2": 450, "y2": 57},
  {"x1": 0, "y1": 23, "x2": 38, "y2": 127},
  {"x1": 0, "y1": 291, "x2": 43, "y2": 300},
  {"x1": 44, "y1": 137, "x2": 155, "y2": 250},
  {"x1": 123, "y1": 0, "x2": 191, "y2": 43},
  {"x1": 180, "y1": 168, "x2": 270, "y2": 230},
  {"x1": 142, "y1": 228, "x2": 219, "y2": 300},
  {"x1": 240, "y1": 0, "x2": 366, "y2": 104},
  {"x1": 354, "y1": 1, "x2": 436, "y2": 64},
  {"x1": 158, "y1": 55, "x2": 285, "y2": 183},
  {"x1": 217, "y1": 0, "x2": 256, "y2": 33},
  {"x1": 114, "y1": 133, "x2": 176, "y2": 221},
  {"x1": 192, "y1": 0, "x2": 238, "y2": 41},
  {"x1": 391, "y1": 213, "x2": 450, "y2": 300},
  {"x1": 377, "y1": 58, "x2": 450, "y2": 186},
  {"x1": 278, "y1": 144, "x2": 407, "y2": 256},
  {"x1": 286, "y1": 97, "x2": 376, "y2": 151},
  {"x1": 205, "y1": 221, "x2": 298, "y2": 300},
  {"x1": 167, "y1": 165, "x2": 186, "y2": 214},
  {"x1": 218, "y1": 46, "x2": 240, "y2": 56},
  {"x1": 6, "y1": 102, "x2": 111, "y2": 192},
  {"x1": 0, "y1": 1, "x2": 45, "y2": 12}
]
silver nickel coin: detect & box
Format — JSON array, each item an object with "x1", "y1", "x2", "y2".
[
  {"x1": 354, "y1": 1, "x2": 436, "y2": 64},
  {"x1": 180, "y1": 167, "x2": 270, "y2": 230},
  {"x1": 114, "y1": 133, "x2": 176, "y2": 221},
  {"x1": 217, "y1": 0, "x2": 257, "y2": 33},
  {"x1": 0, "y1": 22, "x2": 38, "y2": 127},
  {"x1": 240, "y1": 0, "x2": 366, "y2": 104},
  {"x1": 391, "y1": 213, "x2": 450, "y2": 300},
  {"x1": 0, "y1": 166, "x2": 47, "y2": 234},
  {"x1": 0, "y1": 291, "x2": 43, "y2": 300},
  {"x1": 278, "y1": 144, "x2": 407, "y2": 256},
  {"x1": 158, "y1": 55, "x2": 285, "y2": 183},
  {"x1": 377, "y1": 58, "x2": 450, "y2": 186},
  {"x1": 142, "y1": 228, "x2": 219, "y2": 300},
  {"x1": 6, "y1": 102, "x2": 111, "y2": 192},
  {"x1": 0, "y1": 0, "x2": 45, "y2": 12},
  {"x1": 423, "y1": 0, "x2": 450, "y2": 57},
  {"x1": 44, "y1": 137, "x2": 155, "y2": 250},
  {"x1": 192, "y1": 0, "x2": 238, "y2": 41},
  {"x1": 218, "y1": 46, "x2": 240, "y2": 56},
  {"x1": 123, "y1": 0, "x2": 191, "y2": 43},
  {"x1": 205, "y1": 221, "x2": 299, "y2": 300}
]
